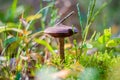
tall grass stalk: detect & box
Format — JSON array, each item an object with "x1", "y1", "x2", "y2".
[
  {"x1": 77, "y1": 3, "x2": 83, "y2": 38},
  {"x1": 76, "y1": 0, "x2": 109, "y2": 61},
  {"x1": 83, "y1": 0, "x2": 96, "y2": 43},
  {"x1": 87, "y1": 0, "x2": 96, "y2": 25},
  {"x1": 83, "y1": 1, "x2": 108, "y2": 43}
]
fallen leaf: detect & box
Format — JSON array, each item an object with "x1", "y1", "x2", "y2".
[
  {"x1": 51, "y1": 69, "x2": 71, "y2": 79},
  {"x1": 26, "y1": 14, "x2": 42, "y2": 22}
]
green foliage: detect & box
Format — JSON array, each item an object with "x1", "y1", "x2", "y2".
[
  {"x1": 92, "y1": 28, "x2": 120, "y2": 53},
  {"x1": 79, "y1": 51, "x2": 120, "y2": 80},
  {"x1": 79, "y1": 68, "x2": 100, "y2": 80},
  {"x1": 98, "y1": 28, "x2": 111, "y2": 44}
]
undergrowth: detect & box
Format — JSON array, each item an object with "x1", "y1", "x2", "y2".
[{"x1": 0, "y1": 0, "x2": 120, "y2": 80}]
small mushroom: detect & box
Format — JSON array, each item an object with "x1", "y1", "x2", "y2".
[{"x1": 44, "y1": 24, "x2": 78, "y2": 62}]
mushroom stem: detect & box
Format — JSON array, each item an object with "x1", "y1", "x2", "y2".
[{"x1": 59, "y1": 38, "x2": 65, "y2": 63}]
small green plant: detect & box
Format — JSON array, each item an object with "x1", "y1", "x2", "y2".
[{"x1": 75, "y1": 0, "x2": 110, "y2": 61}]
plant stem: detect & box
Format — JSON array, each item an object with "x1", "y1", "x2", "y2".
[
  {"x1": 55, "y1": 11, "x2": 74, "y2": 26},
  {"x1": 59, "y1": 38, "x2": 65, "y2": 63},
  {"x1": 83, "y1": 23, "x2": 91, "y2": 43}
]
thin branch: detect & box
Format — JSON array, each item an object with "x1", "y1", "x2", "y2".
[{"x1": 55, "y1": 11, "x2": 74, "y2": 26}]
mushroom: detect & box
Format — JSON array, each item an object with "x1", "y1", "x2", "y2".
[{"x1": 44, "y1": 24, "x2": 78, "y2": 63}]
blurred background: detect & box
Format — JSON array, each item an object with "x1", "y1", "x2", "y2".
[
  {"x1": 0, "y1": 1, "x2": 120, "y2": 79},
  {"x1": 0, "y1": 0, "x2": 120, "y2": 35}
]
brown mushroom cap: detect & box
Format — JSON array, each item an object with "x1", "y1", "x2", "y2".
[{"x1": 44, "y1": 24, "x2": 78, "y2": 38}]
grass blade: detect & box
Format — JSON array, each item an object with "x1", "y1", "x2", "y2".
[
  {"x1": 87, "y1": 0, "x2": 96, "y2": 25},
  {"x1": 77, "y1": 3, "x2": 83, "y2": 36},
  {"x1": 34, "y1": 39, "x2": 55, "y2": 54}
]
